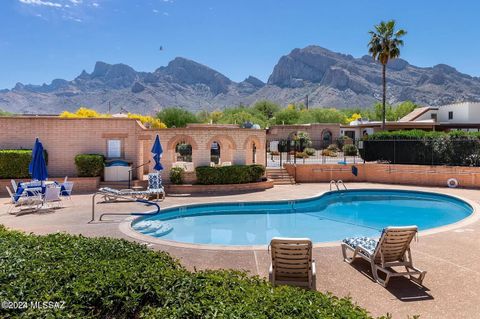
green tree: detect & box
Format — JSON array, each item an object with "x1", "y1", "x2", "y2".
[
  {"x1": 368, "y1": 20, "x2": 407, "y2": 130},
  {"x1": 253, "y1": 100, "x2": 280, "y2": 119},
  {"x1": 275, "y1": 107, "x2": 301, "y2": 125},
  {"x1": 372, "y1": 102, "x2": 395, "y2": 121},
  {"x1": 309, "y1": 108, "x2": 348, "y2": 124},
  {"x1": 217, "y1": 106, "x2": 268, "y2": 127},
  {"x1": 393, "y1": 101, "x2": 417, "y2": 120},
  {"x1": 0, "y1": 109, "x2": 12, "y2": 116},
  {"x1": 156, "y1": 107, "x2": 198, "y2": 128}
]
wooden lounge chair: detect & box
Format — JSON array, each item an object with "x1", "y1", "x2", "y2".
[
  {"x1": 269, "y1": 237, "x2": 316, "y2": 290},
  {"x1": 341, "y1": 226, "x2": 426, "y2": 287}
]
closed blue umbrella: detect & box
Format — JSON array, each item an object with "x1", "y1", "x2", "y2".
[
  {"x1": 151, "y1": 135, "x2": 163, "y2": 171},
  {"x1": 28, "y1": 137, "x2": 39, "y2": 174},
  {"x1": 30, "y1": 138, "x2": 48, "y2": 181}
]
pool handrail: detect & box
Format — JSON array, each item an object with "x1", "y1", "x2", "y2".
[
  {"x1": 329, "y1": 180, "x2": 347, "y2": 191},
  {"x1": 90, "y1": 192, "x2": 160, "y2": 222}
]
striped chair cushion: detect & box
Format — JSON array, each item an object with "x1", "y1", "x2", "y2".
[{"x1": 343, "y1": 236, "x2": 378, "y2": 255}]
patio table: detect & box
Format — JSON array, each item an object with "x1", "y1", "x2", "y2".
[{"x1": 14, "y1": 181, "x2": 65, "y2": 202}]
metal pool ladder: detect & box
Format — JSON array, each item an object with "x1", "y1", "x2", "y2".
[{"x1": 329, "y1": 180, "x2": 347, "y2": 191}]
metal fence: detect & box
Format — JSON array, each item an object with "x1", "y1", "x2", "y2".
[{"x1": 266, "y1": 138, "x2": 480, "y2": 168}]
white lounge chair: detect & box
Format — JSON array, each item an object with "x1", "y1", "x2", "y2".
[
  {"x1": 5, "y1": 186, "x2": 42, "y2": 214},
  {"x1": 10, "y1": 179, "x2": 17, "y2": 192},
  {"x1": 268, "y1": 237, "x2": 316, "y2": 290},
  {"x1": 98, "y1": 187, "x2": 149, "y2": 202},
  {"x1": 341, "y1": 226, "x2": 426, "y2": 287}
]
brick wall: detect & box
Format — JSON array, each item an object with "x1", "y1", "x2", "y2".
[
  {"x1": 140, "y1": 127, "x2": 266, "y2": 181},
  {"x1": 0, "y1": 117, "x2": 267, "y2": 183},
  {"x1": 285, "y1": 163, "x2": 480, "y2": 188},
  {"x1": 0, "y1": 117, "x2": 139, "y2": 177}
]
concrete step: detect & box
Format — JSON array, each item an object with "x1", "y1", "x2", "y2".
[
  {"x1": 266, "y1": 168, "x2": 295, "y2": 185},
  {"x1": 266, "y1": 173, "x2": 292, "y2": 177}
]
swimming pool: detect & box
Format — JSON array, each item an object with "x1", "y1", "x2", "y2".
[{"x1": 131, "y1": 190, "x2": 473, "y2": 246}]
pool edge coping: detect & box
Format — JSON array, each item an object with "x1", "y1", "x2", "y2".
[{"x1": 118, "y1": 188, "x2": 480, "y2": 251}]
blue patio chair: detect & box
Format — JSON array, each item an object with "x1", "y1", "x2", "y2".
[{"x1": 147, "y1": 172, "x2": 165, "y2": 201}]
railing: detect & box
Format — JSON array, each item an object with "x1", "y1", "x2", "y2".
[
  {"x1": 267, "y1": 137, "x2": 480, "y2": 167},
  {"x1": 128, "y1": 161, "x2": 151, "y2": 189}
]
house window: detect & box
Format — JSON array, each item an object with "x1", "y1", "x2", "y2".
[
  {"x1": 345, "y1": 131, "x2": 356, "y2": 139},
  {"x1": 107, "y1": 139, "x2": 122, "y2": 158},
  {"x1": 431, "y1": 113, "x2": 437, "y2": 121},
  {"x1": 448, "y1": 111, "x2": 453, "y2": 120}
]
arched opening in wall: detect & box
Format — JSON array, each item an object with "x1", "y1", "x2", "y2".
[
  {"x1": 173, "y1": 142, "x2": 193, "y2": 171},
  {"x1": 322, "y1": 130, "x2": 333, "y2": 148},
  {"x1": 210, "y1": 141, "x2": 221, "y2": 165},
  {"x1": 251, "y1": 142, "x2": 257, "y2": 164}
]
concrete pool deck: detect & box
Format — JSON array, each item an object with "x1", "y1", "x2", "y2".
[{"x1": 1, "y1": 182, "x2": 480, "y2": 318}]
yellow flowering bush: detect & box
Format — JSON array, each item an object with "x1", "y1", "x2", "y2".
[
  {"x1": 60, "y1": 107, "x2": 110, "y2": 118},
  {"x1": 127, "y1": 113, "x2": 166, "y2": 129},
  {"x1": 346, "y1": 113, "x2": 362, "y2": 124},
  {"x1": 59, "y1": 107, "x2": 166, "y2": 128}
]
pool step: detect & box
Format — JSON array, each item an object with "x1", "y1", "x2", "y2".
[{"x1": 266, "y1": 168, "x2": 295, "y2": 185}]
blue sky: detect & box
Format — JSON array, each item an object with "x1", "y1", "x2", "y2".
[{"x1": 1, "y1": 0, "x2": 480, "y2": 89}]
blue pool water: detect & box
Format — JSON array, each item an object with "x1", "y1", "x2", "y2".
[{"x1": 131, "y1": 190, "x2": 473, "y2": 245}]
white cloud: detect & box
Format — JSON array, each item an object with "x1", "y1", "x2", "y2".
[
  {"x1": 163, "y1": 12, "x2": 169, "y2": 16},
  {"x1": 18, "y1": 0, "x2": 102, "y2": 22},
  {"x1": 19, "y1": 0, "x2": 62, "y2": 8},
  {"x1": 152, "y1": 9, "x2": 159, "y2": 13}
]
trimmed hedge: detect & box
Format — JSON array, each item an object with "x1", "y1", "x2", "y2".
[
  {"x1": 0, "y1": 225, "x2": 383, "y2": 319},
  {"x1": 74, "y1": 154, "x2": 104, "y2": 177},
  {"x1": 0, "y1": 149, "x2": 48, "y2": 179},
  {"x1": 196, "y1": 164, "x2": 265, "y2": 185},
  {"x1": 360, "y1": 130, "x2": 480, "y2": 166}
]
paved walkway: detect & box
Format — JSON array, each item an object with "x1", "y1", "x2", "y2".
[{"x1": 1, "y1": 183, "x2": 480, "y2": 318}]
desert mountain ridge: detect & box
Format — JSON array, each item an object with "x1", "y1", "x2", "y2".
[{"x1": 1, "y1": 45, "x2": 480, "y2": 114}]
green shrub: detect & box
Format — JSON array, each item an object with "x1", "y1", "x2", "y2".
[
  {"x1": 343, "y1": 144, "x2": 358, "y2": 156},
  {"x1": 0, "y1": 225, "x2": 382, "y2": 319},
  {"x1": 74, "y1": 154, "x2": 104, "y2": 177},
  {"x1": 295, "y1": 151, "x2": 309, "y2": 158},
  {"x1": 0, "y1": 149, "x2": 48, "y2": 179},
  {"x1": 196, "y1": 164, "x2": 265, "y2": 184},
  {"x1": 169, "y1": 167, "x2": 184, "y2": 185},
  {"x1": 327, "y1": 143, "x2": 340, "y2": 152},
  {"x1": 336, "y1": 135, "x2": 349, "y2": 149},
  {"x1": 304, "y1": 147, "x2": 316, "y2": 156},
  {"x1": 321, "y1": 149, "x2": 338, "y2": 157}
]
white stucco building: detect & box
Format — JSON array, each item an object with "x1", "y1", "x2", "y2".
[{"x1": 340, "y1": 102, "x2": 480, "y2": 139}]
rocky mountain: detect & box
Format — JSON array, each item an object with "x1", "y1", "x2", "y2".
[{"x1": 1, "y1": 45, "x2": 480, "y2": 114}]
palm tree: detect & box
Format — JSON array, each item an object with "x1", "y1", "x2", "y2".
[{"x1": 368, "y1": 20, "x2": 406, "y2": 130}]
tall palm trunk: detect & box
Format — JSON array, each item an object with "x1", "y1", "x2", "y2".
[{"x1": 382, "y1": 63, "x2": 386, "y2": 130}]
